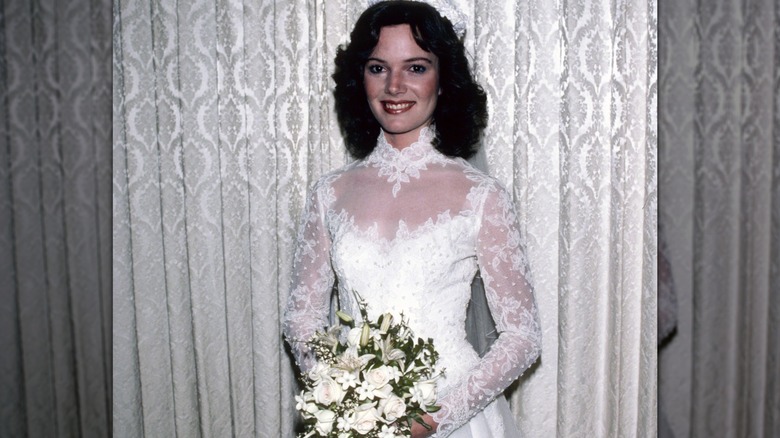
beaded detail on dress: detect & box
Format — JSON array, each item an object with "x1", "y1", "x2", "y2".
[{"x1": 283, "y1": 129, "x2": 542, "y2": 437}]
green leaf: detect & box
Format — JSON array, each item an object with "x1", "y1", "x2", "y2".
[{"x1": 411, "y1": 414, "x2": 433, "y2": 431}]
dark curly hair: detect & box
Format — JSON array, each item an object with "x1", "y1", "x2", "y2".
[{"x1": 332, "y1": 0, "x2": 488, "y2": 159}]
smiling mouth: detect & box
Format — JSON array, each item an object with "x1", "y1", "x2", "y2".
[{"x1": 382, "y1": 101, "x2": 415, "y2": 114}]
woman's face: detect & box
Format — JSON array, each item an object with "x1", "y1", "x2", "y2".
[{"x1": 364, "y1": 24, "x2": 440, "y2": 149}]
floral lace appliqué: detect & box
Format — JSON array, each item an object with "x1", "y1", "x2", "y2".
[
  {"x1": 364, "y1": 127, "x2": 449, "y2": 197},
  {"x1": 284, "y1": 132, "x2": 542, "y2": 437}
]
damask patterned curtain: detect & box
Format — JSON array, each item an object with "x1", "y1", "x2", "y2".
[
  {"x1": 113, "y1": 0, "x2": 656, "y2": 437},
  {"x1": 0, "y1": 0, "x2": 112, "y2": 436},
  {"x1": 658, "y1": 0, "x2": 780, "y2": 436}
]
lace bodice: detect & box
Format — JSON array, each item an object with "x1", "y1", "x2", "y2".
[{"x1": 283, "y1": 128, "x2": 542, "y2": 436}]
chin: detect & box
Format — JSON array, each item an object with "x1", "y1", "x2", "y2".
[{"x1": 379, "y1": 118, "x2": 431, "y2": 135}]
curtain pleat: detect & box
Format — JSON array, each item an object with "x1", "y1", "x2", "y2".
[
  {"x1": 112, "y1": 0, "x2": 656, "y2": 436},
  {"x1": 659, "y1": 0, "x2": 780, "y2": 436},
  {"x1": 505, "y1": 0, "x2": 562, "y2": 434},
  {"x1": 558, "y1": 2, "x2": 618, "y2": 434},
  {"x1": 1, "y1": 0, "x2": 112, "y2": 436},
  {"x1": 248, "y1": 1, "x2": 285, "y2": 436},
  {"x1": 657, "y1": 0, "x2": 696, "y2": 434},
  {"x1": 5, "y1": 1, "x2": 54, "y2": 435},
  {"x1": 112, "y1": 0, "x2": 145, "y2": 434}
]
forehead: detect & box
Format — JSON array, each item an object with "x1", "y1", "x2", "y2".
[{"x1": 370, "y1": 24, "x2": 432, "y2": 59}]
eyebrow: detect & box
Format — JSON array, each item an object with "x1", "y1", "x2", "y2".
[{"x1": 366, "y1": 56, "x2": 434, "y2": 64}]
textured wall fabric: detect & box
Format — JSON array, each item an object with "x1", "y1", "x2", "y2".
[
  {"x1": 0, "y1": 0, "x2": 113, "y2": 436},
  {"x1": 113, "y1": 0, "x2": 656, "y2": 436},
  {"x1": 658, "y1": 0, "x2": 780, "y2": 436}
]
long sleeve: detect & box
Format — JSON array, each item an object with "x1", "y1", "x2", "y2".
[
  {"x1": 432, "y1": 182, "x2": 542, "y2": 436},
  {"x1": 282, "y1": 181, "x2": 336, "y2": 372}
]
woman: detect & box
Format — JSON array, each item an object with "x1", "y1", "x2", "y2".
[{"x1": 283, "y1": 1, "x2": 541, "y2": 436}]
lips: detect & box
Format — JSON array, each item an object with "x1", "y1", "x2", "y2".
[{"x1": 381, "y1": 100, "x2": 415, "y2": 114}]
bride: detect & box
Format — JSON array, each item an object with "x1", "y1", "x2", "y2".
[{"x1": 283, "y1": 1, "x2": 541, "y2": 436}]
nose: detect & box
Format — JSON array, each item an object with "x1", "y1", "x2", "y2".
[{"x1": 386, "y1": 71, "x2": 405, "y2": 95}]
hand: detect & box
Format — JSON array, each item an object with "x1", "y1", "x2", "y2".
[{"x1": 410, "y1": 413, "x2": 438, "y2": 438}]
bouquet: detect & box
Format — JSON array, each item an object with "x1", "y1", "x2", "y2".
[{"x1": 295, "y1": 294, "x2": 444, "y2": 437}]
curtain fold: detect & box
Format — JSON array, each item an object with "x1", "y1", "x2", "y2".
[
  {"x1": 112, "y1": 0, "x2": 656, "y2": 436},
  {"x1": 1, "y1": 0, "x2": 112, "y2": 436},
  {"x1": 658, "y1": 0, "x2": 780, "y2": 436}
]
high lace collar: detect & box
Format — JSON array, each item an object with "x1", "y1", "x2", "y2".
[
  {"x1": 364, "y1": 126, "x2": 449, "y2": 197},
  {"x1": 371, "y1": 125, "x2": 437, "y2": 162}
]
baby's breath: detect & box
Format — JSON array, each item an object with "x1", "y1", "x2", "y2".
[{"x1": 296, "y1": 292, "x2": 444, "y2": 437}]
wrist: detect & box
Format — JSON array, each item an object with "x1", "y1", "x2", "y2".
[{"x1": 411, "y1": 413, "x2": 438, "y2": 438}]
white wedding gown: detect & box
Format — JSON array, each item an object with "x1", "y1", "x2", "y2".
[{"x1": 283, "y1": 127, "x2": 542, "y2": 437}]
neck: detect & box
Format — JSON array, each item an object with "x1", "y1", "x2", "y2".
[{"x1": 381, "y1": 125, "x2": 434, "y2": 150}]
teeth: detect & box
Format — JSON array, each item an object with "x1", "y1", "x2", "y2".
[{"x1": 385, "y1": 102, "x2": 413, "y2": 110}]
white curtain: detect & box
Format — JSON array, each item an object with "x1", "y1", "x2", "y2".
[
  {"x1": 112, "y1": 0, "x2": 656, "y2": 436},
  {"x1": 658, "y1": 0, "x2": 780, "y2": 436},
  {"x1": 0, "y1": 0, "x2": 112, "y2": 436}
]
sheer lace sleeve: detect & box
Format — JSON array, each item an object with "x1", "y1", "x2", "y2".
[
  {"x1": 282, "y1": 180, "x2": 335, "y2": 372},
  {"x1": 432, "y1": 182, "x2": 542, "y2": 436}
]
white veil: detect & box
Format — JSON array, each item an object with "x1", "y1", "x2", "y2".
[{"x1": 465, "y1": 148, "x2": 499, "y2": 357}]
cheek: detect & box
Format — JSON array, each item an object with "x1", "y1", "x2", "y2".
[
  {"x1": 421, "y1": 76, "x2": 439, "y2": 101},
  {"x1": 363, "y1": 75, "x2": 381, "y2": 98}
]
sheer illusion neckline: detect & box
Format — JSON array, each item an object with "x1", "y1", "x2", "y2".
[
  {"x1": 329, "y1": 207, "x2": 476, "y2": 251},
  {"x1": 364, "y1": 126, "x2": 449, "y2": 197}
]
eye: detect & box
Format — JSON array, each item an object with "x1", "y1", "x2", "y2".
[
  {"x1": 409, "y1": 64, "x2": 427, "y2": 74},
  {"x1": 366, "y1": 64, "x2": 385, "y2": 74}
]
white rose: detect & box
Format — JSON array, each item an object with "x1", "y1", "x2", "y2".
[
  {"x1": 411, "y1": 380, "x2": 437, "y2": 409},
  {"x1": 307, "y1": 362, "x2": 329, "y2": 383},
  {"x1": 303, "y1": 399, "x2": 320, "y2": 417},
  {"x1": 373, "y1": 384, "x2": 393, "y2": 399},
  {"x1": 314, "y1": 409, "x2": 337, "y2": 435},
  {"x1": 379, "y1": 394, "x2": 407, "y2": 422},
  {"x1": 364, "y1": 366, "x2": 391, "y2": 389},
  {"x1": 313, "y1": 377, "x2": 345, "y2": 405},
  {"x1": 352, "y1": 405, "x2": 379, "y2": 435}
]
